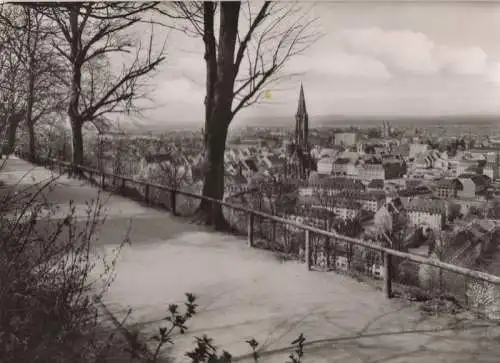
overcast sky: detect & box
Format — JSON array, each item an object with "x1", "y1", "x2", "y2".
[{"x1": 133, "y1": 1, "x2": 500, "y2": 127}]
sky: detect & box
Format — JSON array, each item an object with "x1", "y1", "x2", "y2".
[{"x1": 129, "y1": 1, "x2": 500, "y2": 128}]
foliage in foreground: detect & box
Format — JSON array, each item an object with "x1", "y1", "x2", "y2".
[
  {"x1": 100, "y1": 293, "x2": 307, "y2": 363},
  {"x1": 0, "y1": 167, "x2": 126, "y2": 362}
]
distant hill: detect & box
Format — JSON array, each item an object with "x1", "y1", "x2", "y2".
[
  {"x1": 240, "y1": 114, "x2": 500, "y2": 129},
  {"x1": 118, "y1": 113, "x2": 500, "y2": 134}
]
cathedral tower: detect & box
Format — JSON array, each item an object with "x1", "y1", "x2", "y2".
[
  {"x1": 295, "y1": 82, "x2": 309, "y2": 151},
  {"x1": 288, "y1": 83, "x2": 312, "y2": 180}
]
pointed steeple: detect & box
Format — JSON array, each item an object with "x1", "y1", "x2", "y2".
[
  {"x1": 292, "y1": 82, "x2": 311, "y2": 180},
  {"x1": 296, "y1": 82, "x2": 307, "y2": 117},
  {"x1": 295, "y1": 82, "x2": 309, "y2": 149}
]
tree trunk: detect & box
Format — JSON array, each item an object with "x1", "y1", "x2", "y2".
[
  {"x1": 71, "y1": 120, "x2": 84, "y2": 167},
  {"x1": 26, "y1": 7, "x2": 37, "y2": 163},
  {"x1": 197, "y1": 2, "x2": 241, "y2": 230},
  {"x1": 4, "y1": 114, "x2": 22, "y2": 155},
  {"x1": 68, "y1": 5, "x2": 84, "y2": 171},
  {"x1": 198, "y1": 121, "x2": 229, "y2": 229},
  {"x1": 27, "y1": 122, "x2": 36, "y2": 162}
]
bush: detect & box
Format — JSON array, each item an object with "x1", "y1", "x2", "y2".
[
  {"x1": 99, "y1": 293, "x2": 307, "y2": 363},
  {"x1": 0, "y1": 170, "x2": 124, "y2": 363}
]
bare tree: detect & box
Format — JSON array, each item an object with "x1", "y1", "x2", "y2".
[
  {"x1": 0, "y1": 5, "x2": 66, "y2": 160},
  {"x1": 31, "y1": 2, "x2": 165, "y2": 169},
  {"x1": 158, "y1": 2, "x2": 318, "y2": 229},
  {"x1": 0, "y1": 5, "x2": 26, "y2": 155}
]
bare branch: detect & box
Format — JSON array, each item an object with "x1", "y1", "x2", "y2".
[
  {"x1": 234, "y1": 2, "x2": 270, "y2": 75},
  {"x1": 45, "y1": 2, "x2": 167, "y2": 127},
  {"x1": 231, "y1": 3, "x2": 320, "y2": 117}
]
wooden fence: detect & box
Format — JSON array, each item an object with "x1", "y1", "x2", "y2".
[{"x1": 15, "y1": 152, "x2": 500, "y2": 310}]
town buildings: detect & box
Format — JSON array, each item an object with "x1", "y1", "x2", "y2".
[
  {"x1": 334, "y1": 132, "x2": 356, "y2": 147},
  {"x1": 406, "y1": 199, "x2": 447, "y2": 231}
]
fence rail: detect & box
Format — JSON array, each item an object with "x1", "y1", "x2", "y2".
[{"x1": 14, "y1": 152, "x2": 500, "y2": 317}]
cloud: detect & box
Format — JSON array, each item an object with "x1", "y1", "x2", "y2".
[
  {"x1": 339, "y1": 27, "x2": 495, "y2": 79},
  {"x1": 435, "y1": 45, "x2": 488, "y2": 75},
  {"x1": 286, "y1": 51, "x2": 391, "y2": 79},
  {"x1": 340, "y1": 28, "x2": 438, "y2": 74},
  {"x1": 155, "y1": 78, "x2": 204, "y2": 103},
  {"x1": 486, "y1": 62, "x2": 500, "y2": 84}
]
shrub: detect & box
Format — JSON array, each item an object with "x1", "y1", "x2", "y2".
[
  {"x1": 100, "y1": 293, "x2": 308, "y2": 363},
  {"x1": 0, "y1": 169, "x2": 124, "y2": 363}
]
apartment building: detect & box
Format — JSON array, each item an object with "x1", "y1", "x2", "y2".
[{"x1": 406, "y1": 199, "x2": 447, "y2": 231}]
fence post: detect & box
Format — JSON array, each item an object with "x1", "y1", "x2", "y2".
[
  {"x1": 144, "y1": 183, "x2": 150, "y2": 204},
  {"x1": 305, "y1": 230, "x2": 311, "y2": 271},
  {"x1": 332, "y1": 238, "x2": 337, "y2": 271},
  {"x1": 247, "y1": 212, "x2": 254, "y2": 247},
  {"x1": 170, "y1": 190, "x2": 177, "y2": 216},
  {"x1": 101, "y1": 173, "x2": 105, "y2": 188},
  {"x1": 383, "y1": 251, "x2": 393, "y2": 299}
]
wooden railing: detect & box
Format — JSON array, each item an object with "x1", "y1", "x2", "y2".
[{"x1": 16, "y1": 152, "x2": 500, "y2": 309}]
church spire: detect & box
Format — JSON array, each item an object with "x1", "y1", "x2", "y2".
[
  {"x1": 291, "y1": 82, "x2": 311, "y2": 180},
  {"x1": 297, "y1": 82, "x2": 307, "y2": 117},
  {"x1": 295, "y1": 82, "x2": 309, "y2": 150}
]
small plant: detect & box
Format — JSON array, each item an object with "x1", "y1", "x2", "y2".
[
  {"x1": 148, "y1": 293, "x2": 199, "y2": 361},
  {"x1": 246, "y1": 338, "x2": 260, "y2": 362},
  {"x1": 185, "y1": 335, "x2": 232, "y2": 363},
  {"x1": 287, "y1": 333, "x2": 306, "y2": 363}
]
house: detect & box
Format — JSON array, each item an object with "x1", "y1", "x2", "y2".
[
  {"x1": 319, "y1": 148, "x2": 340, "y2": 159},
  {"x1": 468, "y1": 148, "x2": 497, "y2": 161},
  {"x1": 224, "y1": 174, "x2": 248, "y2": 195},
  {"x1": 317, "y1": 157, "x2": 334, "y2": 175},
  {"x1": 301, "y1": 177, "x2": 366, "y2": 196},
  {"x1": 456, "y1": 177, "x2": 476, "y2": 199},
  {"x1": 332, "y1": 199, "x2": 361, "y2": 220},
  {"x1": 265, "y1": 156, "x2": 287, "y2": 174},
  {"x1": 455, "y1": 159, "x2": 480, "y2": 177},
  {"x1": 383, "y1": 161, "x2": 406, "y2": 179},
  {"x1": 457, "y1": 174, "x2": 491, "y2": 196},
  {"x1": 367, "y1": 179, "x2": 384, "y2": 192},
  {"x1": 294, "y1": 205, "x2": 337, "y2": 229},
  {"x1": 336, "y1": 190, "x2": 385, "y2": 213},
  {"x1": 337, "y1": 150, "x2": 359, "y2": 161},
  {"x1": 406, "y1": 179, "x2": 422, "y2": 190},
  {"x1": 332, "y1": 157, "x2": 352, "y2": 176},
  {"x1": 452, "y1": 198, "x2": 488, "y2": 216},
  {"x1": 482, "y1": 161, "x2": 500, "y2": 181},
  {"x1": 238, "y1": 158, "x2": 259, "y2": 178},
  {"x1": 406, "y1": 199, "x2": 447, "y2": 231},
  {"x1": 359, "y1": 163, "x2": 385, "y2": 180},
  {"x1": 398, "y1": 186, "x2": 433, "y2": 206},
  {"x1": 355, "y1": 192, "x2": 386, "y2": 212},
  {"x1": 434, "y1": 178, "x2": 461, "y2": 198}
]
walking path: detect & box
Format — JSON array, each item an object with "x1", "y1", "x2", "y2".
[{"x1": 2, "y1": 156, "x2": 500, "y2": 363}]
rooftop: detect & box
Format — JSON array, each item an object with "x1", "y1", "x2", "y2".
[
  {"x1": 368, "y1": 179, "x2": 384, "y2": 189},
  {"x1": 406, "y1": 198, "x2": 446, "y2": 215}
]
